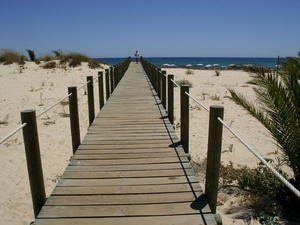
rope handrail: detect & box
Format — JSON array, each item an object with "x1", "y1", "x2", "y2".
[
  {"x1": 0, "y1": 123, "x2": 27, "y2": 145},
  {"x1": 78, "y1": 80, "x2": 91, "y2": 90},
  {"x1": 217, "y1": 116, "x2": 300, "y2": 199},
  {"x1": 184, "y1": 91, "x2": 210, "y2": 112},
  {"x1": 0, "y1": 78, "x2": 95, "y2": 146},
  {"x1": 36, "y1": 93, "x2": 72, "y2": 118},
  {"x1": 170, "y1": 78, "x2": 180, "y2": 88}
]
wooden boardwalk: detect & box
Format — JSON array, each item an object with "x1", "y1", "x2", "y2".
[{"x1": 33, "y1": 63, "x2": 217, "y2": 225}]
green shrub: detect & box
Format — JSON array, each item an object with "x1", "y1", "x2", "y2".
[
  {"x1": 220, "y1": 160, "x2": 286, "y2": 196},
  {"x1": 42, "y1": 61, "x2": 56, "y2": 69},
  {"x1": 26, "y1": 49, "x2": 36, "y2": 61},
  {"x1": 0, "y1": 49, "x2": 27, "y2": 65},
  {"x1": 176, "y1": 79, "x2": 193, "y2": 88}
]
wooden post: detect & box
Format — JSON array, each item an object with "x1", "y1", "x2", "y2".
[
  {"x1": 113, "y1": 66, "x2": 117, "y2": 89},
  {"x1": 87, "y1": 76, "x2": 95, "y2": 125},
  {"x1": 205, "y1": 105, "x2": 224, "y2": 214},
  {"x1": 105, "y1": 69, "x2": 110, "y2": 100},
  {"x1": 68, "y1": 86, "x2": 81, "y2": 153},
  {"x1": 110, "y1": 66, "x2": 114, "y2": 93},
  {"x1": 98, "y1": 71, "x2": 104, "y2": 109},
  {"x1": 180, "y1": 84, "x2": 189, "y2": 153},
  {"x1": 20, "y1": 110, "x2": 46, "y2": 218},
  {"x1": 168, "y1": 75, "x2": 174, "y2": 124},
  {"x1": 162, "y1": 71, "x2": 167, "y2": 109},
  {"x1": 157, "y1": 70, "x2": 162, "y2": 99},
  {"x1": 155, "y1": 68, "x2": 159, "y2": 94}
]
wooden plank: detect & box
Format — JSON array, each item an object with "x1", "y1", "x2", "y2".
[
  {"x1": 73, "y1": 152, "x2": 186, "y2": 159},
  {"x1": 34, "y1": 215, "x2": 208, "y2": 225},
  {"x1": 57, "y1": 176, "x2": 197, "y2": 186},
  {"x1": 38, "y1": 202, "x2": 207, "y2": 218},
  {"x1": 78, "y1": 143, "x2": 173, "y2": 149},
  {"x1": 75, "y1": 148, "x2": 182, "y2": 154},
  {"x1": 46, "y1": 192, "x2": 201, "y2": 205},
  {"x1": 65, "y1": 162, "x2": 192, "y2": 171},
  {"x1": 70, "y1": 157, "x2": 189, "y2": 166},
  {"x1": 62, "y1": 169, "x2": 193, "y2": 179},
  {"x1": 52, "y1": 183, "x2": 201, "y2": 195}
]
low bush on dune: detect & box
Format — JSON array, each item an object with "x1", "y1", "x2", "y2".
[
  {"x1": 0, "y1": 49, "x2": 27, "y2": 65},
  {"x1": 42, "y1": 61, "x2": 57, "y2": 69},
  {"x1": 39, "y1": 54, "x2": 55, "y2": 62},
  {"x1": 176, "y1": 79, "x2": 193, "y2": 88},
  {"x1": 59, "y1": 53, "x2": 90, "y2": 67},
  {"x1": 88, "y1": 59, "x2": 103, "y2": 69}
]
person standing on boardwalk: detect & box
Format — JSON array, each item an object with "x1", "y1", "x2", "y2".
[{"x1": 134, "y1": 50, "x2": 140, "y2": 63}]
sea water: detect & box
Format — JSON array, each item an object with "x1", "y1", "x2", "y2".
[{"x1": 96, "y1": 57, "x2": 280, "y2": 68}]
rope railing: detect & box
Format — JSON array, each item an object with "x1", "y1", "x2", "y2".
[
  {"x1": 0, "y1": 123, "x2": 27, "y2": 145},
  {"x1": 36, "y1": 93, "x2": 72, "y2": 118},
  {"x1": 140, "y1": 57, "x2": 300, "y2": 211},
  {"x1": 0, "y1": 70, "x2": 112, "y2": 146}
]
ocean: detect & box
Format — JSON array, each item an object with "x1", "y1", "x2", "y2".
[{"x1": 96, "y1": 57, "x2": 280, "y2": 68}]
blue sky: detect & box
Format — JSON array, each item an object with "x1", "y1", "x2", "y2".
[{"x1": 0, "y1": 0, "x2": 299, "y2": 58}]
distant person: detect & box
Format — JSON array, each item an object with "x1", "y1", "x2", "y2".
[{"x1": 134, "y1": 50, "x2": 140, "y2": 63}]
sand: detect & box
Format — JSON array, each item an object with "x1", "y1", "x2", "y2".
[
  {"x1": 0, "y1": 64, "x2": 283, "y2": 225},
  {"x1": 0, "y1": 61, "x2": 108, "y2": 225}
]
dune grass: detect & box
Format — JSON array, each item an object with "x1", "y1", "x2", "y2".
[{"x1": 0, "y1": 49, "x2": 27, "y2": 65}]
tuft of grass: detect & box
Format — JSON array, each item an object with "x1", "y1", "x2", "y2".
[
  {"x1": 26, "y1": 49, "x2": 36, "y2": 61},
  {"x1": 0, "y1": 49, "x2": 27, "y2": 65},
  {"x1": 88, "y1": 60, "x2": 103, "y2": 69},
  {"x1": 220, "y1": 160, "x2": 287, "y2": 197},
  {"x1": 42, "y1": 61, "x2": 57, "y2": 69},
  {"x1": 186, "y1": 69, "x2": 194, "y2": 75},
  {"x1": 40, "y1": 54, "x2": 55, "y2": 62},
  {"x1": 59, "y1": 53, "x2": 90, "y2": 67},
  {"x1": 176, "y1": 79, "x2": 193, "y2": 88},
  {"x1": 210, "y1": 94, "x2": 220, "y2": 101},
  {"x1": 215, "y1": 70, "x2": 220, "y2": 76}
]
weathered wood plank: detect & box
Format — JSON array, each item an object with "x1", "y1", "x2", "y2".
[
  {"x1": 58, "y1": 176, "x2": 197, "y2": 186},
  {"x1": 38, "y1": 202, "x2": 207, "y2": 218},
  {"x1": 52, "y1": 183, "x2": 201, "y2": 195},
  {"x1": 62, "y1": 169, "x2": 193, "y2": 179}
]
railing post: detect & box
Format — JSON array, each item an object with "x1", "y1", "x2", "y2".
[
  {"x1": 20, "y1": 110, "x2": 46, "y2": 218},
  {"x1": 113, "y1": 66, "x2": 117, "y2": 89},
  {"x1": 205, "y1": 105, "x2": 224, "y2": 214},
  {"x1": 168, "y1": 74, "x2": 174, "y2": 124},
  {"x1": 157, "y1": 69, "x2": 162, "y2": 99},
  {"x1": 98, "y1": 71, "x2": 104, "y2": 109},
  {"x1": 162, "y1": 70, "x2": 167, "y2": 109},
  {"x1": 180, "y1": 84, "x2": 189, "y2": 153},
  {"x1": 110, "y1": 66, "x2": 114, "y2": 93},
  {"x1": 105, "y1": 69, "x2": 110, "y2": 100},
  {"x1": 87, "y1": 76, "x2": 95, "y2": 125},
  {"x1": 155, "y1": 68, "x2": 159, "y2": 94},
  {"x1": 68, "y1": 86, "x2": 81, "y2": 153}
]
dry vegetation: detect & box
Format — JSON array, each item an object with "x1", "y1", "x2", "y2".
[{"x1": 0, "y1": 49, "x2": 103, "y2": 69}]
